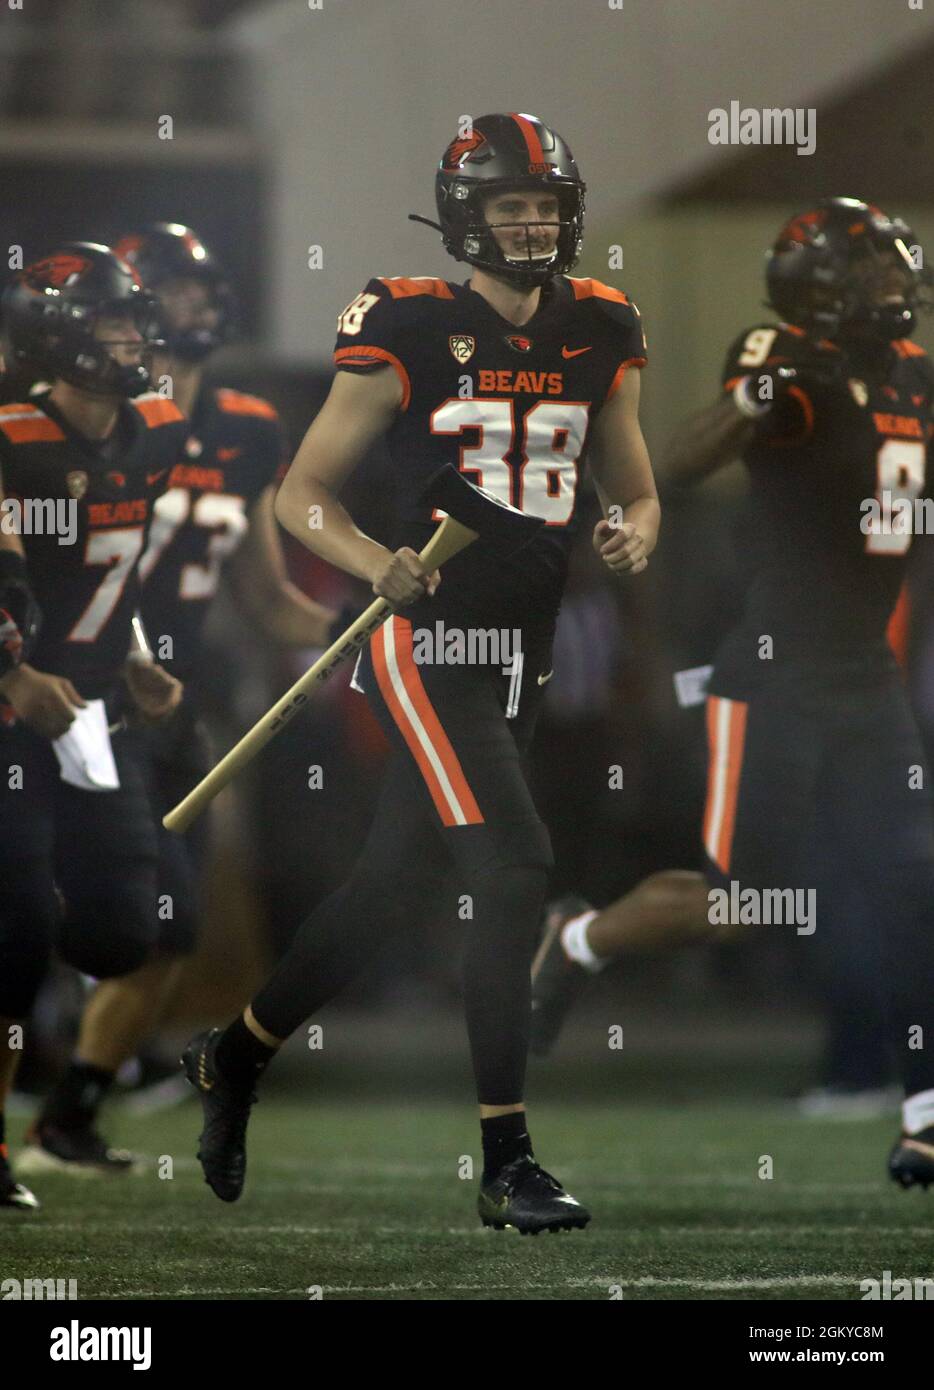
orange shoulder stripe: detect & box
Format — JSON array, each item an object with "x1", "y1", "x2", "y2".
[
  {"x1": 887, "y1": 584, "x2": 911, "y2": 672},
  {"x1": 0, "y1": 407, "x2": 65, "y2": 444},
  {"x1": 333, "y1": 345, "x2": 411, "y2": 411},
  {"x1": 216, "y1": 388, "x2": 279, "y2": 420},
  {"x1": 377, "y1": 276, "x2": 454, "y2": 300},
  {"x1": 568, "y1": 277, "x2": 630, "y2": 305},
  {"x1": 133, "y1": 394, "x2": 185, "y2": 428},
  {"x1": 893, "y1": 338, "x2": 927, "y2": 359}
]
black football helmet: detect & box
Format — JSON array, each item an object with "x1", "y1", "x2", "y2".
[
  {"x1": 422, "y1": 113, "x2": 586, "y2": 288},
  {"x1": 113, "y1": 223, "x2": 234, "y2": 361},
  {"x1": 766, "y1": 197, "x2": 930, "y2": 342},
  {"x1": 2, "y1": 243, "x2": 161, "y2": 397}
]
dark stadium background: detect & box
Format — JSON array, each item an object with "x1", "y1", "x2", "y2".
[{"x1": 5, "y1": 0, "x2": 934, "y2": 1247}]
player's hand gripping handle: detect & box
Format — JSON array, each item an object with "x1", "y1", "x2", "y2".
[{"x1": 162, "y1": 514, "x2": 479, "y2": 834}]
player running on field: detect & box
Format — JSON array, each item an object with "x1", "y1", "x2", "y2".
[
  {"x1": 0, "y1": 245, "x2": 187, "y2": 1208},
  {"x1": 183, "y1": 112, "x2": 660, "y2": 1233},
  {"x1": 21, "y1": 223, "x2": 348, "y2": 1178},
  {"x1": 535, "y1": 198, "x2": 934, "y2": 1190}
]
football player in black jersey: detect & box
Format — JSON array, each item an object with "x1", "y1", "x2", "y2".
[
  {"x1": 0, "y1": 244, "x2": 188, "y2": 1207},
  {"x1": 182, "y1": 113, "x2": 659, "y2": 1233},
  {"x1": 21, "y1": 224, "x2": 345, "y2": 1177},
  {"x1": 658, "y1": 197, "x2": 934, "y2": 1188}
]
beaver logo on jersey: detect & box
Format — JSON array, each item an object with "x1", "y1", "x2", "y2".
[
  {"x1": 505, "y1": 334, "x2": 534, "y2": 353},
  {"x1": 65, "y1": 469, "x2": 88, "y2": 500},
  {"x1": 449, "y1": 334, "x2": 476, "y2": 364},
  {"x1": 441, "y1": 129, "x2": 488, "y2": 170}
]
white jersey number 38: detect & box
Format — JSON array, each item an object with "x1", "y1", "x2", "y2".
[{"x1": 430, "y1": 398, "x2": 590, "y2": 525}]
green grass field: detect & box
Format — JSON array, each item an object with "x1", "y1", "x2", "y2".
[{"x1": 4, "y1": 1009, "x2": 931, "y2": 1302}]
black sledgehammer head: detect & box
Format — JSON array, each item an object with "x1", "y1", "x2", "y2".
[{"x1": 420, "y1": 464, "x2": 544, "y2": 556}]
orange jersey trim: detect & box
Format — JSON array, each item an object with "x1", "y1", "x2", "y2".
[
  {"x1": 333, "y1": 345, "x2": 411, "y2": 411},
  {"x1": 703, "y1": 695, "x2": 748, "y2": 875},
  {"x1": 764, "y1": 383, "x2": 814, "y2": 446},
  {"x1": 215, "y1": 388, "x2": 278, "y2": 420},
  {"x1": 132, "y1": 395, "x2": 185, "y2": 428},
  {"x1": 370, "y1": 617, "x2": 483, "y2": 827},
  {"x1": 567, "y1": 277, "x2": 630, "y2": 305},
  {"x1": 887, "y1": 584, "x2": 911, "y2": 672},
  {"x1": 377, "y1": 276, "x2": 454, "y2": 300},
  {"x1": 0, "y1": 406, "x2": 65, "y2": 444},
  {"x1": 606, "y1": 356, "x2": 647, "y2": 399},
  {"x1": 892, "y1": 338, "x2": 927, "y2": 359}
]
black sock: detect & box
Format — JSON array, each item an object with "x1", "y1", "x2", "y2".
[
  {"x1": 214, "y1": 1014, "x2": 277, "y2": 1090},
  {"x1": 481, "y1": 1111, "x2": 533, "y2": 1181},
  {"x1": 42, "y1": 1062, "x2": 115, "y2": 1130}
]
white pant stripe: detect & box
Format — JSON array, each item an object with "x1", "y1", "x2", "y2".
[
  {"x1": 381, "y1": 618, "x2": 468, "y2": 826},
  {"x1": 704, "y1": 696, "x2": 733, "y2": 864}
]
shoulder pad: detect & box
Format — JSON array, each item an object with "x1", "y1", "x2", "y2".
[
  {"x1": 132, "y1": 393, "x2": 186, "y2": 428},
  {"x1": 566, "y1": 275, "x2": 646, "y2": 346},
  {"x1": 565, "y1": 278, "x2": 647, "y2": 370},
  {"x1": 721, "y1": 323, "x2": 841, "y2": 390},
  {"x1": 566, "y1": 276, "x2": 631, "y2": 306},
  {"x1": 0, "y1": 402, "x2": 65, "y2": 444},
  {"x1": 892, "y1": 338, "x2": 928, "y2": 361},
  {"x1": 215, "y1": 388, "x2": 279, "y2": 421},
  {"x1": 375, "y1": 276, "x2": 455, "y2": 301}
]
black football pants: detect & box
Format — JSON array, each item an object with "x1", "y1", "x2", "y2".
[
  {"x1": 0, "y1": 719, "x2": 159, "y2": 1020},
  {"x1": 703, "y1": 662, "x2": 934, "y2": 1097},
  {"x1": 251, "y1": 615, "x2": 555, "y2": 1105}
]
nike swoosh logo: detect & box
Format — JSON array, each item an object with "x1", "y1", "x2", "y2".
[
  {"x1": 562, "y1": 345, "x2": 592, "y2": 358},
  {"x1": 217, "y1": 447, "x2": 242, "y2": 462},
  {"x1": 146, "y1": 470, "x2": 167, "y2": 486},
  {"x1": 537, "y1": 669, "x2": 554, "y2": 686}
]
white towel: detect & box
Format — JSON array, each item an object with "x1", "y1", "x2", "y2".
[{"x1": 53, "y1": 700, "x2": 120, "y2": 791}]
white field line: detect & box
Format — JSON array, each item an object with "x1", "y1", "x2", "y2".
[
  {"x1": 25, "y1": 1223, "x2": 929, "y2": 1239},
  {"x1": 86, "y1": 1273, "x2": 862, "y2": 1299}
]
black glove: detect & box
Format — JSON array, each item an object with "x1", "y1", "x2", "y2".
[
  {"x1": 0, "y1": 551, "x2": 41, "y2": 679},
  {"x1": 736, "y1": 341, "x2": 848, "y2": 418}
]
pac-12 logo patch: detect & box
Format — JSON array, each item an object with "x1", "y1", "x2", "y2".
[
  {"x1": 449, "y1": 334, "x2": 476, "y2": 364},
  {"x1": 849, "y1": 379, "x2": 869, "y2": 407},
  {"x1": 65, "y1": 470, "x2": 88, "y2": 500}
]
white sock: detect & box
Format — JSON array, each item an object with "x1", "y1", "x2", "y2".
[
  {"x1": 903, "y1": 1088, "x2": 934, "y2": 1136},
  {"x1": 560, "y1": 910, "x2": 605, "y2": 974}
]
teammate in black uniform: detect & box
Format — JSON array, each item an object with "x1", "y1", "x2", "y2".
[
  {"x1": 0, "y1": 244, "x2": 188, "y2": 1207},
  {"x1": 182, "y1": 112, "x2": 659, "y2": 1233},
  {"x1": 659, "y1": 197, "x2": 934, "y2": 1186},
  {"x1": 21, "y1": 225, "x2": 342, "y2": 1175}
]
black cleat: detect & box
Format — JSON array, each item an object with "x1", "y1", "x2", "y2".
[
  {"x1": 0, "y1": 1148, "x2": 40, "y2": 1210},
  {"x1": 478, "y1": 1154, "x2": 591, "y2": 1234},
  {"x1": 17, "y1": 1122, "x2": 140, "y2": 1177},
  {"x1": 530, "y1": 895, "x2": 593, "y2": 1057},
  {"x1": 182, "y1": 1028, "x2": 256, "y2": 1203},
  {"x1": 889, "y1": 1126, "x2": 934, "y2": 1190}
]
